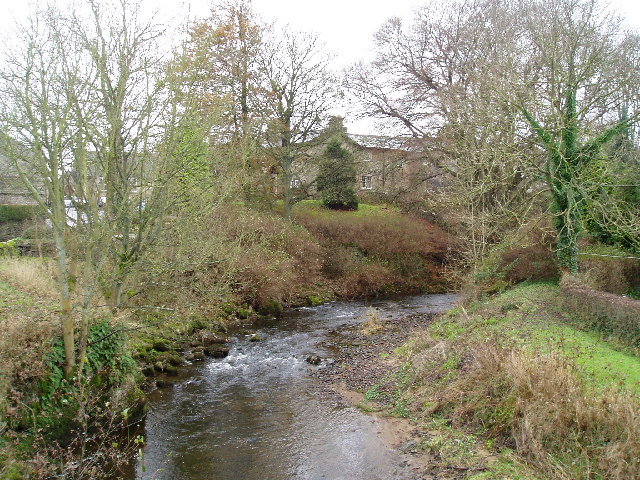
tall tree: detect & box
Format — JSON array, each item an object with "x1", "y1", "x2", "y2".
[
  {"x1": 0, "y1": 0, "x2": 181, "y2": 373},
  {"x1": 174, "y1": 0, "x2": 272, "y2": 203},
  {"x1": 515, "y1": 0, "x2": 640, "y2": 272},
  {"x1": 182, "y1": 0, "x2": 264, "y2": 140},
  {"x1": 348, "y1": 0, "x2": 640, "y2": 271},
  {"x1": 259, "y1": 29, "x2": 336, "y2": 217},
  {"x1": 0, "y1": 7, "x2": 83, "y2": 375},
  {"x1": 70, "y1": 0, "x2": 179, "y2": 307}
]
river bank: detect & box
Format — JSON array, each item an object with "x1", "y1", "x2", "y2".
[
  {"x1": 130, "y1": 294, "x2": 457, "y2": 480},
  {"x1": 314, "y1": 309, "x2": 494, "y2": 480},
  {"x1": 319, "y1": 282, "x2": 640, "y2": 480},
  {"x1": 0, "y1": 201, "x2": 456, "y2": 478}
]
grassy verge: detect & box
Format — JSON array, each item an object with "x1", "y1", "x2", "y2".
[{"x1": 364, "y1": 283, "x2": 640, "y2": 479}]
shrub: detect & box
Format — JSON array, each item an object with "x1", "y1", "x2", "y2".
[
  {"x1": 0, "y1": 238, "x2": 20, "y2": 257},
  {"x1": 0, "y1": 205, "x2": 42, "y2": 223},
  {"x1": 14, "y1": 319, "x2": 137, "y2": 436},
  {"x1": 140, "y1": 205, "x2": 323, "y2": 315},
  {"x1": 316, "y1": 138, "x2": 358, "y2": 210},
  {"x1": 575, "y1": 254, "x2": 640, "y2": 295}
]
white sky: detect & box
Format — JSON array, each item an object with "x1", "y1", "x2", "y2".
[{"x1": 1, "y1": 0, "x2": 639, "y2": 133}]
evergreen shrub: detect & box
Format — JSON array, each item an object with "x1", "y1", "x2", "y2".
[{"x1": 316, "y1": 138, "x2": 358, "y2": 210}]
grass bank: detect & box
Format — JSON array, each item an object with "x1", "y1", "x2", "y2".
[
  {"x1": 0, "y1": 259, "x2": 143, "y2": 479},
  {"x1": 359, "y1": 282, "x2": 640, "y2": 479}
]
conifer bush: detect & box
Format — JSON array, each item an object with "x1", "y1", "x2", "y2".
[{"x1": 316, "y1": 138, "x2": 358, "y2": 210}]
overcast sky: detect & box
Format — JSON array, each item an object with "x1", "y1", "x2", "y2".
[{"x1": 1, "y1": 0, "x2": 639, "y2": 133}]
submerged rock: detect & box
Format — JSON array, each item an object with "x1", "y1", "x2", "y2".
[
  {"x1": 156, "y1": 380, "x2": 176, "y2": 388},
  {"x1": 204, "y1": 345, "x2": 230, "y2": 358},
  {"x1": 306, "y1": 354, "x2": 322, "y2": 365}
]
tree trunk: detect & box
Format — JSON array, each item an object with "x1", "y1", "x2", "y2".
[
  {"x1": 283, "y1": 161, "x2": 292, "y2": 218},
  {"x1": 53, "y1": 227, "x2": 76, "y2": 377}
]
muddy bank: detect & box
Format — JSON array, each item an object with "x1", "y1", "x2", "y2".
[{"x1": 314, "y1": 311, "x2": 478, "y2": 480}]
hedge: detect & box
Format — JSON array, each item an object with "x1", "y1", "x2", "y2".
[
  {"x1": 0, "y1": 205, "x2": 43, "y2": 223},
  {"x1": 560, "y1": 277, "x2": 640, "y2": 349}
]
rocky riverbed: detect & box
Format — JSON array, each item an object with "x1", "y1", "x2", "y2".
[
  {"x1": 312, "y1": 310, "x2": 479, "y2": 480},
  {"x1": 132, "y1": 294, "x2": 460, "y2": 480}
]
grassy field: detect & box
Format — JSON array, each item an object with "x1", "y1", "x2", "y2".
[{"x1": 364, "y1": 282, "x2": 640, "y2": 479}]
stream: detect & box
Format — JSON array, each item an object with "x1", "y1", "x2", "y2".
[{"x1": 133, "y1": 294, "x2": 457, "y2": 480}]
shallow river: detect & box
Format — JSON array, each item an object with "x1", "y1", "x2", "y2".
[{"x1": 134, "y1": 294, "x2": 457, "y2": 480}]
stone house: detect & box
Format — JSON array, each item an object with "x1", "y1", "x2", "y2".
[
  {"x1": 0, "y1": 136, "x2": 44, "y2": 205},
  {"x1": 289, "y1": 117, "x2": 444, "y2": 203}
]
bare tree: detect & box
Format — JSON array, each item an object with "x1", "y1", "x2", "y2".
[
  {"x1": 0, "y1": 0, "x2": 180, "y2": 373},
  {"x1": 259, "y1": 28, "x2": 336, "y2": 217},
  {"x1": 70, "y1": 0, "x2": 179, "y2": 308},
  {"x1": 348, "y1": 0, "x2": 640, "y2": 271},
  {"x1": 0, "y1": 7, "x2": 81, "y2": 375},
  {"x1": 346, "y1": 0, "x2": 538, "y2": 266}
]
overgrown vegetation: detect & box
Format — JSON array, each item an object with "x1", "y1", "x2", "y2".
[
  {"x1": 134, "y1": 201, "x2": 451, "y2": 319},
  {"x1": 0, "y1": 263, "x2": 142, "y2": 479},
  {"x1": 374, "y1": 283, "x2": 640, "y2": 479},
  {"x1": 294, "y1": 200, "x2": 451, "y2": 296}
]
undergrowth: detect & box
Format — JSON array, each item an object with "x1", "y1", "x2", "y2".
[
  {"x1": 293, "y1": 200, "x2": 451, "y2": 296},
  {"x1": 0, "y1": 265, "x2": 143, "y2": 479},
  {"x1": 387, "y1": 282, "x2": 640, "y2": 479}
]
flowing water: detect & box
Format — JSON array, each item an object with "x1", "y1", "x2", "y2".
[{"x1": 134, "y1": 294, "x2": 457, "y2": 480}]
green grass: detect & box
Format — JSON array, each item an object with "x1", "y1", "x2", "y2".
[
  {"x1": 432, "y1": 283, "x2": 640, "y2": 396},
  {"x1": 292, "y1": 199, "x2": 399, "y2": 218},
  {"x1": 395, "y1": 282, "x2": 640, "y2": 478}
]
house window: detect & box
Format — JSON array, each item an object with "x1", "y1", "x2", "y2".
[
  {"x1": 361, "y1": 175, "x2": 372, "y2": 190},
  {"x1": 290, "y1": 178, "x2": 301, "y2": 188}
]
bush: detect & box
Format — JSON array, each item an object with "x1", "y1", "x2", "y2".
[
  {"x1": 316, "y1": 138, "x2": 358, "y2": 210},
  {"x1": 141, "y1": 205, "x2": 323, "y2": 315},
  {"x1": 13, "y1": 319, "x2": 138, "y2": 437},
  {"x1": 575, "y1": 253, "x2": 640, "y2": 295},
  {"x1": 0, "y1": 205, "x2": 42, "y2": 223}
]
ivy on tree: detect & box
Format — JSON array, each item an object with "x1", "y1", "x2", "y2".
[{"x1": 317, "y1": 138, "x2": 358, "y2": 210}]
